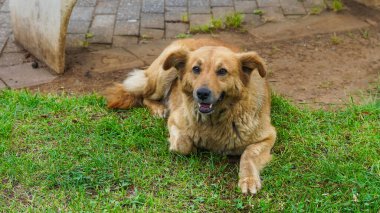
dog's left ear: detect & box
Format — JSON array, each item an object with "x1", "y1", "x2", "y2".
[
  {"x1": 163, "y1": 49, "x2": 189, "y2": 71},
  {"x1": 238, "y1": 52, "x2": 267, "y2": 78}
]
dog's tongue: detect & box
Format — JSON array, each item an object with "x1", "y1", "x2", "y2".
[{"x1": 199, "y1": 103, "x2": 212, "y2": 110}]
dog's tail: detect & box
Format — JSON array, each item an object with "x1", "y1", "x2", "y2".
[{"x1": 105, "y1": 69, "x2": 147, "y2": 109}]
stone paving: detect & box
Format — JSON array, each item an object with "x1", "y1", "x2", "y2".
[
  {"x1": 0, "y1": 0, "x2": 327, "y2": 89},
  {"x1": 64, "y1": 0, "x2": 324, "y2": 48}
]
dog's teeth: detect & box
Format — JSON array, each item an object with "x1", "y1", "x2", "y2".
[{"x1": 209, "y1": 104, "x2": 213, "y2": 108}]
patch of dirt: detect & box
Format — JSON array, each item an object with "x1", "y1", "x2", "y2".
[{"x1": 30, "y1": 7, "x2": 380, "y2": 109}]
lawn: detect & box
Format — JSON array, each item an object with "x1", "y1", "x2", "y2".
[{"x1": 0, "y1": 90, "x2": 379, "y2": 212}]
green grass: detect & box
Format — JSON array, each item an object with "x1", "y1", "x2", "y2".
[
  {"x1": 0, "y1": 90, "x2": 379, "y2": 211},
  {"x1": 190, "y1": 13, "x2": 244, "y2": 34}
]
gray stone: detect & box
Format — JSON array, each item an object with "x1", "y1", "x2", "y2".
[
  {"x1": 142, "y1": 0, "x2": 164, "y2": 13},
  {"x1": 76, "y1": 0, "x2": 97, "y2": 7},
  {"x1": 257, "y1": 0, "x2": 280, "y2": 7},
  {"x1": 67, "y1": 20, "x2": 91, "y2": 34},
  {"x1": 140, "y1": 28, "x2": 164, "y2": 39},
  {"x1": 242, "y1": 14, "x2": 264, "y2": 27},
  {"x1": 0, "y1": 36, "x2": 7, "y2": 55},
  {"x1": 165, "y1": 7, "x2": 187, "y2": 21},
  {"x1": 114, "y1": 19, "x2": 140, "y2": 36},
  {"x1": 261, "y1": 7, "x2": 285, "y2": 22},
  {"x1": 166, "y1": 0, "x2": 187, "y2": 6},
  {"x1": 165, "y1": 23, "x2": 189, "y2": 38},
  {"x1": 235, "y1": 1, "x2": 257, "y2": 13},
  {"x1": 0, "y1": 0, "x2": 9, "y2": 12},
  {"x1": 303, "y1": 0, "x2": 325, "y2": 7},
  {"x1": 0, "y1": 13, "x2": 11, "y2": 29},
  {"x1": 280, "y1": 0, "x2": 306, "y2": 15},
  {"x1": 210, "y1": 0, "x2": 233, "y2": 6},
  {"x1": 112, "y1": 36, "x2": 139, "y2": 48},
  {"x1": 190, "y1": 14, "x2": 212, "y2": 27},
  {"x1": 95, "y1": 0, "x2": 119, "y2": 14},
  {"x1": 3, "y1": 36, "x2": 24, "y2": 53},
  {"x1": 0, "y1": 52, "x2": 26, "y2": 67},
  {"x1": 116, "y1": 19, "x2": 140, "y2": 35},
  {"x1": 70, "y1": 6, "x2": 94, "y2": 21},
  {"x1": 141, "y1": 13, "x2": 164, "y2": 29},
  {"x1": 189, "y1": 0, "x2": 210, "y2": 14},
  {"x1": 117, "y1": 0, "x2": 141, "y2": 20},
  {"x1": 0, "y1": 63, "x2": 57, "y2": 89},
  {"x1": 0, "y1": 80, "x2": 6, "y2": 89},
  {"x1": 212, "y1": 7, "x2": 235, "y2": 19},
  {"x1": 90, "y1": 15, "x2": 116, "y2": 43}
]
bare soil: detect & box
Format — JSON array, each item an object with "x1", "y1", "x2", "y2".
[{"x1": 30, "y1": 7, "x2": 380, "y2": 109}]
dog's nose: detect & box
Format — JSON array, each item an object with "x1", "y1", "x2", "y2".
[{"x1": 196, "y1": 87, "x2": 211, "y2": 100}]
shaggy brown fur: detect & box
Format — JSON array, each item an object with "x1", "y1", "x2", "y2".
[{"x1": 105, "y1": 38, "x2": 276, "y2": 194}]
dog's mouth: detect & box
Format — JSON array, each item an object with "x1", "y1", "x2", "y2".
[
  {"x1": 198, "y1": 103, "x2": 214, "y2": 114},
  {"x1": 196, "y1": 92, "x2": 225, "y2": 114}
]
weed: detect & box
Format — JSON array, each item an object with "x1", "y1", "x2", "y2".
[
  {"x1": 211, "y1": 18, "x2": 224, "y2": 30},
  {"x1": 331, "y1": 0, "x2": 343, "y2": 12},
  {"x1": 331, "y1": 33, "x2": 342, "y2": 45},
  {"x1": 79, "y1": 33, "x2": 94, "y2": 48},
  {"x1": 190, "y1": 24, "x2": 213, "y2": 33},
  {"x1": 225, "y1": 13, "x2": 244, "y2": 29},
  {"x1": 360, "y1": 29, "x2": 369, "y2": 39},
  {"x1": 175, "y1": 33, "x2": 192, "y2": 39},
  {"x1": 310, "y1": 6, "x2": 323, "y2": 15},
  {"x1": 181, "y1": 13, "x2": 189, "y2": 23},
  {"x1": 253, "y1": 9, "x2": 264, "y2": 16},
  {"x1": 140, "y1": 34, "x2": 153, "y2": 40}
]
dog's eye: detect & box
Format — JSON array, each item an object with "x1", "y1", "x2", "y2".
[
  {"x1": 192, "y1": 66, "x2": 201, "y2": 74},
  {"x1": 217, "y1": 68, "x2": 228, "y2": 76}
]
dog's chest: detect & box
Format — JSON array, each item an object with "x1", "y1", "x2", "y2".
[{"x1": 190, "y1": 118, "x2": 259, "y2": 155}]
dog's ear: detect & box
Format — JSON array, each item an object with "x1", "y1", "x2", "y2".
[
  {"x1": 238, "y1": 52, "x2": 267, "y2": 78},
  {"x1": 163, "y1": 49, "x2": 189, "y2": 71}
]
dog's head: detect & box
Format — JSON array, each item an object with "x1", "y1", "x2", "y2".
[{"x1": 163, "y1": 46, "x2": 266, "y2": 115}]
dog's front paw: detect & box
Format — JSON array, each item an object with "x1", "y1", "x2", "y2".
[
  {"x1": 169, "y1": 136, "x2": 195, "y2": 155},
  {"x1": 151, "y1": 106, "x2": 168, "y2": 118},
  {"x1": 238, "y1": 175, "x2": 262, "y2": 194}
]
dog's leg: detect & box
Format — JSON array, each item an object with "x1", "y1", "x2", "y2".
[
  {"x1": 143, "y1": 99, "x2": 168, "y2": 118},
  {"x1": 238, "y1": 133, "x2": 276, "y2": 194},
  {"x1": 167, "y1": 118, "x2": 196, "y2": 155}
]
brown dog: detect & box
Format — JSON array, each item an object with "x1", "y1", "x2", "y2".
[{"x1": 106, "y1": 38, "x2": 276, "y2": 194}]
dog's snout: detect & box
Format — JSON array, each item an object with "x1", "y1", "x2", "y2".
[{"x1": 196, "y1": 87, "x2": 211, "y2": 100}]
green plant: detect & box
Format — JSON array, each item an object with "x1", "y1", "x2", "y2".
[
  {"x1": 332, "y1": 0, "x2": 343, "y2": 12},
  {"x1": 331, "y1": 33, "x2": 342, "y2": 45},
  {"x1": 190, "y1": 24, "x2": 213, "y2": 33},
  {"x1": 79, "y1": 32, "x2": 94, "y2": 48},
  {"x1": 190, "y1": 18, "x2": 224, "y2": 34},
  {"x1": 211, "y1": 18, "x2": 223, "y2": 30},
  {"x1": 175, "y1": 33, "x2": 192, "y2": 39},
  {"x1": 181, "y1": 13, "x2": 189, "y2": 23},
  {"x1": 310, "y1": 6, "x2": 323, "y2": 15},
  {"x1": 224, "y1": 13, "x2": 244, "y2": 29},
  {"x1": 360, "y1": 29, "x2": 369, "y2": 39},
  {"x1": 253, "y1": 9, "x2": 264, "y2": 16}
]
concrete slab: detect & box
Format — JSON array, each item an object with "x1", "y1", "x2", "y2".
[
  {"x1": 70, "y1": 48, "x2": 145, "y2": 73},
  {"x1": 9, "y1": 0, "x2": 77, "y2": 74},
  {"x1": 0, "y1": 63, "x2": 57, "y2": 89},
  {"x1": 0, "y1": 52, "x2": 26, "y2": 67},
  {"x1": 90, "y1": 15, "x2": 116, "y2": 43},
  {"x1": 249, "y1": 13, "x2": 370, "y2": 42}
]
